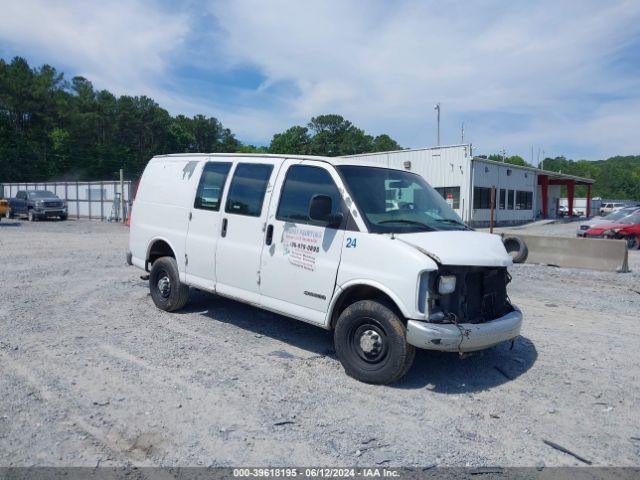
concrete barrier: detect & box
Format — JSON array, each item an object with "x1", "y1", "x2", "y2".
[{"x1": 501, "y1": 233, "x2": 629, "y2": 272}]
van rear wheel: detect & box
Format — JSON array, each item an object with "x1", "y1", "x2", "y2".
[
  {"x1": 334, "y1": 300, "x2": 415, "y2": 385},
  {"x1": 149, "y1": 256, "x2": 189, "y2": 312}
]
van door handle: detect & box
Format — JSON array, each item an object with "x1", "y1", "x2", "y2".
[
  {"x1": 265, "y1": 224, "x2": 274, "y2": 245},
  {"x1": 221, "y1": 218, "x2": 228, "y2": 238}
]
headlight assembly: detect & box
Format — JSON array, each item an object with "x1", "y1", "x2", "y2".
[{"x1": 438, "y1": 275, "x2": 456, "y2": 295}]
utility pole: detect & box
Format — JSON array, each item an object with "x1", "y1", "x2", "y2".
[
  {"x1": 531, "y1": 145, "x2": 534, "y2": 166},
  {"x1": 461, "y1": 122, "x2": 465, "y2": 143},
  {"x1": 119, "y1": 168, "x2": 125, "y2": 223},
  {"x1": 434, "y1": 103, "x2": 441, "y2": 145}
]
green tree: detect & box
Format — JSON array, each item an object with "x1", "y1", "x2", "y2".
[
  {"x1": 307, "y1": 114, "x2": 373, "y2": 156},
  {"x1": 0, "y1": 56, "x2": 242, "y2": 182},
  {"x1": 487, "y1": 153, "x2": 531, "y2": 167},
  {"x1": 372, "y1": 134, "x2": 401, "y2": 152},
  {"x1": 269, "y1": 125, "x2": 311, "y2": 154},
  {"x1": 269, "y1": 114, "x2": 401, "y2": 157}
]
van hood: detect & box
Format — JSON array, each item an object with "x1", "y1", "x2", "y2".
[{"x1": 397, "y1": 231, "x2": 512, "y2": 267}]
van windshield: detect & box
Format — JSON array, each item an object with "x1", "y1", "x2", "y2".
[{"x1": 337, "y1": 165, "x2": 467, "y2": 233}]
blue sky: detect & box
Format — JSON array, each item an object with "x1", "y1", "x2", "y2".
[{"x1": 1, "y1": 0, "x2": 640, "y2": 161}]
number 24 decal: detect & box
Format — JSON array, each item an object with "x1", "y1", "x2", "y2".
[{"x1": 346, "y1": 237, "x2": 357, "y2": 248}]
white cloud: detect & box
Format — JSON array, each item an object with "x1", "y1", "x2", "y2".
[
  {"x1": 209, "y1": 0, "x2": 640, "y2": 157},
  {"x1": 0, "y1": 0, "x2": 189, "y2": 95},
  {"x1": 1, "y1": 0, "x2": 639, "y2": 158}
]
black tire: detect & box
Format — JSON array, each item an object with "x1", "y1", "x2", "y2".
[
  {"x1": 503, "y1": 235, "x2": 528, "y2": 263},
  {"x1": 149, "y1": 256, "x2": 189, "y2": 312},
  {"x1": 60, "y1": 214, "x2": 68, "y2": 221},
  {"x1": 626, "y1": 235, "x2": 639, "y2": 250},
  {"x1": 334, "y1": 300, "x2": 415, "y2": 385}
]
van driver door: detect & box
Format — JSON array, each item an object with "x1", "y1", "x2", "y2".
[{"x1": 258, "y1": 160, "x2": 347, "y2": 326}]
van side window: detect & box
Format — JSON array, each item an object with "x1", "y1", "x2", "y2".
[
  {"x1": 225, "y1": 163, "x2": 274, "y2": 217},
  {"x1": 276, "y1": 165, "x2": 343, "y2": 224},
  {"x1": 194, "y1": 162, "x2": 231, "y2": 211}
]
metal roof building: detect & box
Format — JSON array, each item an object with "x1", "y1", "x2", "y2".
[{"x1": 344, "y1": 144, "x2": 595, "y2": 226}]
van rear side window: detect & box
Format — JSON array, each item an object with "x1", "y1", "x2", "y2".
[
  {"x1": 225, "y1": 163, "x2": 274, "y2": 217},
  {"x1": 194, "y1": 162, "x2": 232, "y2": 211}
]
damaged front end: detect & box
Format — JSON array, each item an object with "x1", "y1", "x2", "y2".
[
  {"x1": 408, "y1": 266, "x2": 522, "y2": 353},
  {"x1": 426, "y1": 266, "x2": 515, "y2": 324}
]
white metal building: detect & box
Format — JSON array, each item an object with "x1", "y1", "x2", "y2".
[{"x1": 344, "y1": 145, "x2": 595, "y2": 226}]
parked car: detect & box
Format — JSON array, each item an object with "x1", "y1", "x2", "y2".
[
  {"x1": 558, "y1": 205, "x2": 568, "y2": 217},
  {"x1": 583, "y1": 212, "x2": 640, "y2": 249},
  {"x1": 0, "y1": 198, "x2": 8, "y2": 221},
  {"x1": 128, "y1": 154, "x2": 522, "y2": 384},
  {"x1": 7, "y1": 190, "x2": 68, "y2": 221},
  {"x1": 558, "y1": 205, "x2": 584, "y2": 218},
  {"x1": 599, "y1": 202, "x2": 626, "y2": 216},
  {"x1": 577, "y1": 206, "x2": 640, "y2": 237}
]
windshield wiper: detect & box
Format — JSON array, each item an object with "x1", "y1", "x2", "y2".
[
  {"x1": 432, "y1": 218, "x2": 471, "y2": 230},
  {"x1": 378, "y1": 219, "x2": 435, "y2": 231}
]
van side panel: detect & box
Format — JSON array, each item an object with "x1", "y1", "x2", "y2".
[{"x1": 129, "y1": 158, "x2": 201, "y2": 277}]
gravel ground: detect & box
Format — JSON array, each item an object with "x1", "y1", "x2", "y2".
[{"x1": 1, "y1": 219, "x2": 639, "y2": 467}]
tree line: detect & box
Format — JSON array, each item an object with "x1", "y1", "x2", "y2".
[
  {"x1": 476, "y1": 153, "x2": 640, "y2": 200},
  {"x1": 0, "y1": 57, "x2": 400, "y2": 182},
  {"x1": 1, "y1": 57, "x2": 638, "y2": 200}
]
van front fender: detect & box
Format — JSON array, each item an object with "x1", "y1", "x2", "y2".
[{"x1": 326, "y1": 279, "x2": 413, "y2": 329}]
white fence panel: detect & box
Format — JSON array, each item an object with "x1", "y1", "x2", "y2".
[{"x1": 1, "y1": 180, "x2": 133, "y2": 221}]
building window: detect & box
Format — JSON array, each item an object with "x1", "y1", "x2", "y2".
[
  {"x1": 499, "y1": 189, "x2": 506, "y2": 209},
  {"x1": 435, "y1": 186, "x2": 461, "y2": 209},
  {"x1": 194, "y1": 162, "x2": 231, "y2": 211},
  {"x1": 276, "y1": 165, "x2": 343, "y2": 224},
  {"x1": 225, "y1": 163, "x2": 273, "y2": 217},
  {"x1": 473, "y1": 187, "x2": 492, "y2": 209},
  {"x1": 516, "y1": 191, "x2": 533, "y2": 210},
  {"x1": 507, "y1": 190, "x2": 515, "y2": 210}
]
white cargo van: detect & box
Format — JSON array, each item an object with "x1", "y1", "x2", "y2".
[{"x1": 128, "y1": 154, "x2": 522, "y2": 384}]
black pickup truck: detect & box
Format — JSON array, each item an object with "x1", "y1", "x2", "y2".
[{"x1": 7, "y1": 190, "x2": 68, "y2": 221}]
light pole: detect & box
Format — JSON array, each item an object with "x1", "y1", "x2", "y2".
[{"x1": 434, "y1": 103, "x2": 441, "y2": 145}]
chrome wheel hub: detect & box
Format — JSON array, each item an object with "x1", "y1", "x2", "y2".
[
  {"x1": 359, "y1": 329, "x2": 382, "y2": 355},
  {"x1": 157, "y1": 275, "x2": 171, "y2": 298}
]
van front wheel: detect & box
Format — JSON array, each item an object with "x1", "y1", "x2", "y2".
[
  {"x1": 334, "y1": 300, "x2": 415, "y2": 384},
  {"x1": 149, "y1": 256, "x2": 189, "y2": 312}
]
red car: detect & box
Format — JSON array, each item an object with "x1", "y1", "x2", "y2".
[{"x1": 584, "y1": 212, "x2": 640, "y2": 249}]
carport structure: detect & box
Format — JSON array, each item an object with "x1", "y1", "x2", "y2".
[{"x1": 538, "y1": 172, "x2": 594, "y2": 218}]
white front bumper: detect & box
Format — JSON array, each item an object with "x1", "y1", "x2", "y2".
[{"x1": 406, "y1": 307, "x2": 522, "y2": 352}]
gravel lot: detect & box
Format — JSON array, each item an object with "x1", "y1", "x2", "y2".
[{"x1": 1, "y1": 219, "x2": 639, "y2": 467}]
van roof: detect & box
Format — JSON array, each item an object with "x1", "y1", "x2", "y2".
[{"x1": 151, "y1": 152, "x2": 388, "y2": 168}]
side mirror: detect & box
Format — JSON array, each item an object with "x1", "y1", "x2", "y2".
[{"x1": 309, "y1": 194, "x2": 343, "y2": 227}]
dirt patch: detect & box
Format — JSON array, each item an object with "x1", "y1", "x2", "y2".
[{"x1": 1, "y1": 219, "x2": 639, "y2": 466}]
